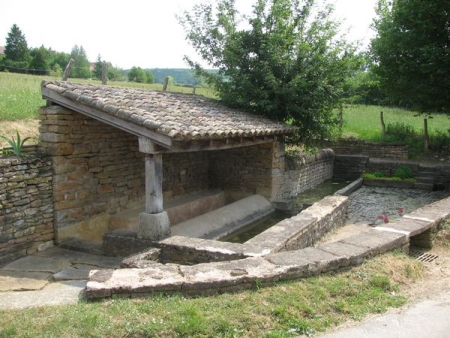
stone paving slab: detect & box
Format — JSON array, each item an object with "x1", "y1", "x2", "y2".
[
  {"x1": 407, "y1": 196, "x2": 450, "y2": 222},
  {"x1": 318, "y1": 240, "x2": 369, "y2": 266},
  {"x1": 383, "y1": 217, "x2": 431, "y2": 237},
  {"x1": 0, "y1": 271, "x2": 51, "y2": 291},
  {"x1": 0, "y1": 280, "x2": 87, "y2": 309},
  {"x1": 86, "y1": 265, "x2": 184, "y2": 299},
  {"x1": 245, "y1": 216, "x2": 316, "y2": 252},
  {"x1": 180, "y1": 257, "x2": 278, "y2": 292},
  {"x1": 34, "y1": 247, "x2": 122, "y2": 268},
  {"x1": 340, "y1": 229, "x2": 407, "y2": 256},
  {"x1": 53, "y1": 266, "x2": 92, "y2": 281},
  {"x1": 1, "y1": 255, "x2": 71, "y2": 273},
  {"x1": 158, "y1": 236, "x2": 252, "y2": 264},
  {"x1": 266, "y1": 247, "x2": 344, "y2": 278}
]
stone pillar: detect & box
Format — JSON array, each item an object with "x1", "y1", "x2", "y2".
[{"x1": 138, "y1": 138, "x2": 170, "y2": 240}]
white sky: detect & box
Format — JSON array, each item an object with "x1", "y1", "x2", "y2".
[{"x1": 0, "y1": 0, "x2": 378, "y2": 69}]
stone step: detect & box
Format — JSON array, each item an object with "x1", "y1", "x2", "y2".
[
  {"x1": 414, "y1": 182, "x2": 434, "y2": 191},
  {"x1": 415, "y1": 176, "x2": 435, "y2": 184},
  {"x1": 59, "y1": 239, "x2": 103, "y2": 255}
]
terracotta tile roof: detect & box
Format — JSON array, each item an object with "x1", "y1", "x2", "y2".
[{"x1": 41, "y1": 81, "x2": 297, "y2": 141}]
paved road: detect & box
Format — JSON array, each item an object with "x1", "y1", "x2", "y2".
[{"x1": 321, "y1": 288, "x2": 450, "y2": 338}]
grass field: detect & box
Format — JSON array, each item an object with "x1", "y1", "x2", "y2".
[
  {"x1": 0, "y1": 251, "x2": 422, "y2": 337},
  {"x1": 1, "y1": 72, "x2": 449, "y2": 153},
  {"x1": 341, "y1": 105, "x2": 450, "y2": 141}
]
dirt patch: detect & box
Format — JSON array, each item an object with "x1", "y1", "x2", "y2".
[{"x1": 0, "y1": 119, "x2": 40, "y2": 147}]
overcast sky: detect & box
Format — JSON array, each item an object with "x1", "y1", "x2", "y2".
[{"x1": 0, "y1": 0, "x2": 378, "y2": 69}]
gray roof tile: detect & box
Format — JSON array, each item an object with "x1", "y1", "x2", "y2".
[{"x1": 42, "y1": 81, "x2": 297, "y2": 140}]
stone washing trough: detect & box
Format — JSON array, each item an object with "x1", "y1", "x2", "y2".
[{"x1": 86, "y1": 188, "x2": 450, "y2": 300}]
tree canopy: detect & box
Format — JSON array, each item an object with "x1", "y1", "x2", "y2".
[
  {"x1": 371, "y1": 0, "x2": 450, "y2": 113},
  {"x1": 29, "y1": 46, "x2": 50, "y2": 75},
  {"x1": 179, "y1": 0, "x2": 357, "y2": 143},
  {"x1": 128, "y1": 66, "x2": 147, "y2": 83},
  {"x1": 4, "y1": 24, "x2": 29, "y2": 63},
  {"x1": 70, "y1": 45, "x2": 91, "y2": 79}
]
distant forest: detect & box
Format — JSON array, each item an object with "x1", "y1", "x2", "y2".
[{"x1": 124, "y1": 68, "x2": 218, "y2": 87}]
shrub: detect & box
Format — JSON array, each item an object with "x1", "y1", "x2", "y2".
[
  {"x1": 385, "y1": 122, "x2": 417, "y2": 141},
  {"x1": 394, "y1": 165, "x2": 414, "y2": 180}
]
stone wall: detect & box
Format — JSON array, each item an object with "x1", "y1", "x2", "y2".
[
  {"x1": 0, "y1": 155, "x2": 54, "y2": 264},
  {"x1": 209, "y1": 141, "x2": 285, "y2": 202},
  {"x1": 329, "y1": 140, "x2": 408, "y2": 159},
  {"x1": 278, "y1": 149, "x2": 335, "y2": 199},
  {"x1": 39, "y1": 105, "x2": 210, "y2": 242},
  {"x1": 333, "y1": 155, "x2": 369, "y2": 181},
  {"x1": 163, "y1": 152, "x2": 209, "y2": 199}
]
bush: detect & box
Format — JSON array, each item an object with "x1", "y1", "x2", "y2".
[
  {"x1": 385, "y1": 122, "x2": 418, "y2": 142},
  {"x1": 394, "y1": 165, "x2": 414, "y2": 180}
]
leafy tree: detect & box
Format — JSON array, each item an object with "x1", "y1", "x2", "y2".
[
  {"x1": 4, "y1": 24, "x2": 29, "y2": 63},
  {"x1": 93, "y1": 54, "x2": 103, "y2": 80},
  {"x1": 128, "y1": 66, "x2": 147, "y2": 83},
  {"x1": 371, "y1": 0, "x2": 450, "y2": 113},
  {"x1": 70, "y1": 45, "x2": 91, "y2": 78},
  {"x1": 108, "y1": 66, "x2": 125, "y2": 81},
  {"x1": 145, "y1": 70, "x2": 154, "y2": 84},
  {"x1": 3, "y1": 24, "x2": 30, "y2": 73},
  {"x1": 29, "y1": 46, "x2": 50, "y2": 75},
  {"x1": 50, "y1": 51, "x2": 71, "y2": 72},
  {"x1": 179, "y1": 0, "x2": 357, "y2": 143}
]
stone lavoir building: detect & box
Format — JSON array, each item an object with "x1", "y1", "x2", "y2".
[{"x1": 39, "y1": 81, "x2": 299, "y2": 245}]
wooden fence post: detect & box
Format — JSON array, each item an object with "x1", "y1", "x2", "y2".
[
  {"x1": 162, "y1": 76, "x2": 169, "y2": 91},
  {"x1": 380, "y1": 111, "x2": 386, "y2": 142},
  {"x1": 62, "y1": 59, "x2": 74, "y2": 81},
  {"x1": 102, "y1": 62, "x2": 108, "y2": 85},
  {"x1": 424, "y1": 118, "x2": 429, "y2": 152}
]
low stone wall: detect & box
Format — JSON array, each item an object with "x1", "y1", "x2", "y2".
[
  {"x1": 329, "y1": 140, "x2": 408, "y2": 159},
  {"x1": 209, "y1": 141, "x2": 285, "y2": 202},
  {"x1": 334, "y1": 155, "x2": 450, "y2": 189},
  {"x1": 0, "y1": 155, "x2": 54, "y2": 264},
  {"x1": 333, "y1": 155, "x2": 369, "y2": 181},
  {"x1": 278, "y1": 149, "x2": 334, "y2": 198},
  {"x1": 85, "y1": 196, "x2": 450, "y2": 300},
  {"x1": 39, "y1": 105, "x2": 211, "y2": 243},
  {"x1": 158, "y1": 195, "x2": 347, "y2": 264}
]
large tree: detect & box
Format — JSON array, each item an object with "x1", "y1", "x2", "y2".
[
  {"x1": 29, "y1": 46, "x2": 50, "y2": 75},
  {"x1": 128, "y1": 66, "x2": 147, "y2": 83},
  {"x1": 92, "y1": 54, "x2": 103, "y2": 80},
  {"x1": 179, "y1": 0, "x2": 357, "y2": 143},
  {"x1": 70, "y1": 45, "x2": 91, "y2": 79},
  {"x1": 371, "y1": 0, "x2": 450, "y2": 113},
  {"x1": 4, "y1": 24, "x2": 29, "y2": 63}
]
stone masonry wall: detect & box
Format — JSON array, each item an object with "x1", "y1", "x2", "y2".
[
  {"x1": 208, "y1": 141, "x2": 285, "y2": 202},
  {"x1": 0, "y1": 155, "x2": 54, "y2": 264},
  {"x1": 278, "y1": 149, "x2": 335, "y2": 199},
  {"x1": 329, "y1": 140, "x2": 408, "y2": 159},
  {"x1": 39, "y1": 105, "x2": 145, "y2": 241},
  {"x1": 163, "y1": 152, "x2": 209, "y2": 199},
  {"x1": 39, "y1": 105, "x2": 210, "y2": 242},
  {"x1": 333, "y1": 155, "x2": 369, "y2": 181}
]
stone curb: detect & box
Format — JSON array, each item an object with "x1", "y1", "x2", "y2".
[{"x1": 85, "y1": 196, "x2": 450, "y2": 300}]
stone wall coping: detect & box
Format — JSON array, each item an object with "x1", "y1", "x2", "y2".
[{"x1": 85, "y1": 195, "x2": 450, "y2": 300}]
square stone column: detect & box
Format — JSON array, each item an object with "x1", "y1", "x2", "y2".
[{"x1": 138, "y1": 138, "x2": 171, "y2": 240}]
